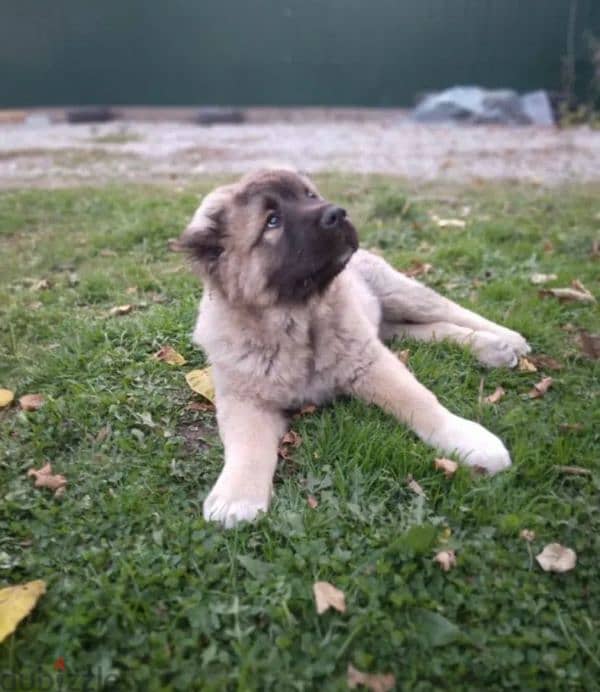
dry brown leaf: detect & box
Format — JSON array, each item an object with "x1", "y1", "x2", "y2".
[
  {"x1": 542, "y1": 239, "x2": 555, "y2": 254},
  {"x1": 307, "y1": 495, "x2": 319, "y2": 509},
  {"x1": 518, "y1": 356, "x2": 538, "y2": 372},
  {"x1": 520, "y1": 529, "x2": 536, "y2": 542},
  {"x1": 293, "y1": 403, "x2": 317, "y2": 419},
  {"x1": 434, "y1": 458, "x2": 458, "y2": 477},
  {"x1": 28, "y1": 301, "x2": 43, "y2": 310},
  {"x1": 558, "y1": 423, "x2": 584, "y2": 432},
  {"x1": 347, "y1": 664, "x2": 395, "y2": 692},
  {"x1": 313, "y1": 581, "x2": 346, "y2": 614},
  {"x1": 591, "y1": 239, "x2": 600, "y2": 258},
  {"x1": 126, "y1": 286, "x2": 138, "y2": 295},
  {"x1": 528, "y1": 376, "x2": 553, "y2": 399},
  {"x1": 279, "y1": 430, "x2": 302, "y2": 459},
  {"x1": 0, "y1": 580, "x2": 47, "y2": 643},
  {"x1": 27, "y1": 463, "x2": 67, "y2": 496},
  {"x1": 281, "y1": 430, "x2": 302, "y2": 448},
  {"x1": 0, "y1": 389, "x2": 14, "y2": 409},
  {"x1": 396, "y1": 349, "x2": 410, "y2": 365},
  {"x1": 578, "y1": 331, "x2": 600, "y2": 360},
  {"x1": 539, "y1": 280, "x2": 596, "y2": 304},
  {"x1": 185, "y1": 368, "x2": 215, "y2": 403},
  {"x1": 99, "y1": 248, "x2": 118, "y2": 257},
  {"x1": 186, "y1": 400, "x2": 215, "y2": 412},
  {"x1": 95, "y1": 424, "x2": 111, "y2": 443},
  {"x1": 484, "y1": 386, "x2": 506, "y2": 404},
  {"x1": 32, "y1": 278, "x2": 50, "y2": 291},
  {"x1": 536, "y1": 543, "x2": 577, "y2": 573},
  {"x1": 434, "y1": 549, "x2": 456, "y2": 572},
  {"x1": 406, "y1": 474, "x2": 425, "y2": 497},
  {"x1": 527, "y1": 354, "x2": 563, "y2": 371},
  {"x1": 19, "y1": 394, "x2": 44, "y2": 411},
  {"x1": 554, "y1": 465, "x2": 592, "y2": 476},
  {"x1": 108, "y1": 304, "x2": 133, "y2": 317},
  {"x1": 404, "y1": 261, "x2": 433, "y2": 278},
  {"x1": 153, "y1": 345, "x2": 187, "y2": 366},
  {"x1": 530, "y1": 273, "x2": 557, "y2": 285}
]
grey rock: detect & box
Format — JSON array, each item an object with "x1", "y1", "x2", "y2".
[{"x1": 413, "y1": 86, "x2": 554, "y2": 126}]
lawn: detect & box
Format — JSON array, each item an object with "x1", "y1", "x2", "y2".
[{"x1": 0, "y1": 176, "x2": 599, "y2": 691}]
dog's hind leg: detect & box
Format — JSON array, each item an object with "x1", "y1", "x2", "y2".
[
  {"x1": 350, "y1": 249, "x2": 529, "y2": 365},
  {"x1": 203, "y1": 397, "x2": 287, "y2": 528},
  {"x1": 380, "y1": 320, "x2": 525, "y2": 368}
]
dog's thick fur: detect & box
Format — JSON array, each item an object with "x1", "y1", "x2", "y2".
[{"x1": 178, "y1": 170, "x2": 530, "y2": 527}]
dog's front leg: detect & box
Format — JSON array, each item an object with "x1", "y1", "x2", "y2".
[
  {"x1": 203, "y1": 397, "x2": 287, "y2": 528},
  {"x1": 348, "y1": 345, "x2": 511, "y2": 474}
]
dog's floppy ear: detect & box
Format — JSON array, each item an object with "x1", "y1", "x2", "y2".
[{"x1": 173, "y1": 187, "x2": 231, "y2": 274}]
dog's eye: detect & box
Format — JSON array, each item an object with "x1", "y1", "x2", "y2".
[
  {"x1": 265, "y1": 212, "x2": 281, "y2": 229},
  {"x1": 306, "y1": 190, "x2": 317, "y2": 199}
]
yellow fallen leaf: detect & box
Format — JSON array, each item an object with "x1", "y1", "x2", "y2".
[
  {"x1": 27, "y1": 463, "x2": 67, "y2": 495},
  {"x1": 185, "y1": 368, "x2": 215, "y2": 403},
  {"x1": 528, "y1": 376, "x2": 553, "y2": 399},
  {"x1": 0, "y1": 580, "x2": 46, "y2": 643},
  {"x1": 518, "y1": 356, "x2": 537, "y2": 372},
  {"x1": 313, "y1": 581, "x2": 346, "y2": 614},
  {"x1": 529, "y1": 273, "x2": 557, "y2": 285},
  {"x1": 19, "y1": 393, "x2": 44, "y2": 411},
  {"x1": 431, "y1": 214, "x2": 466, "y2": 229},
  {"x1": 0, "y1": 389, "x2": 15, "y2": 408},
  {"x1": 347, "y1": 664, "x2": 395, "y2": 692},
  {"x1": 434, "y1": 550, "x2": 456, "y2": 572},
  {"x1": 434, "y1": 458, "x2": 458, "y2": 477},
  {"x1": 153, "y1": 345, "x2": 187, "y2": 366},
  {"x1": 536, "y1": 543, "x2": 576, "y2": 573},
  {"x1": 484, "y1": 386, "x2": 505, "y2": 404}
]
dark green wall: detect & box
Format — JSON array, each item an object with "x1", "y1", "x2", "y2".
[{"x1": 1, "y1": 0, "x2": 597, "y2": 107}]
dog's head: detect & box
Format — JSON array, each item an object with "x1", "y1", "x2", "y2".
[{"x1": 177, "y1": 169, "x2": 358, "y2": 306}]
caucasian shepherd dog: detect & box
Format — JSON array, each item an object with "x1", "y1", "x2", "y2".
[{"x1": 177, "y1": 170, "x2": 530, "y2": 527}]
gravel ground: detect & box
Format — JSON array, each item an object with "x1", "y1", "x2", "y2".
[{"x1": 1, "y1": 114, "x2": 600, "y2": 187}]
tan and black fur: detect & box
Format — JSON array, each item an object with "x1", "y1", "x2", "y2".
[{"x1": 178, "y1": 170, "x2": 530, "y2": 527}]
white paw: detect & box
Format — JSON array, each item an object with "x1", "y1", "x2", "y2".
[
  {"x1": 203, "y1": 486, "x2": 269, "y2": 529},
  {"x1": 471, "y1": 330, "x2": 530, "y2": 368},
  {"x1": 203, "y1": 466, "x2": 271, "y2": 529},
  {"x1": 432, "y1": 414, "x2": 512, "y2": 475}
]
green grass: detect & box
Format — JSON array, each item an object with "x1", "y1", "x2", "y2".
[{"x1": 0, "y1": 177, "x2": 599, "y2": 691}]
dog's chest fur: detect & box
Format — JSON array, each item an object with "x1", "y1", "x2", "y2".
[{"x1": 193, "y1": 268, "x2": 381, "y2": 409}]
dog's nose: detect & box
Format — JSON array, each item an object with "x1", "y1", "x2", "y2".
[{"x1": 320, "y1": 205, "x2": 346, "y2": 229}]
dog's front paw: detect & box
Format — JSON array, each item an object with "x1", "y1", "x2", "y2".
[
  {"x1": 203, "y1": 474, "x2": 270, "y2": 528},
  {"x1": 434, "y1": 415, "x2": 512, "y2": 475},
  {"x1": 471, "y1": 330, "x2": 530, "y2": 368}
]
